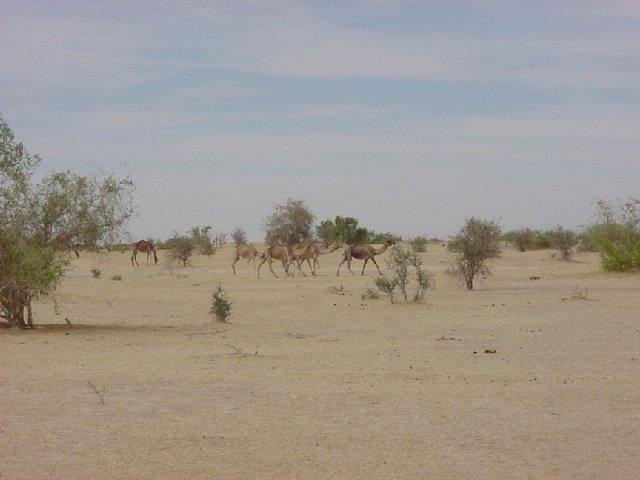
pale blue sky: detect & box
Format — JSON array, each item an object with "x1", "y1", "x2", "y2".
[{"x1": 2, "y1": 0, "x2": 639, "y2": 241}]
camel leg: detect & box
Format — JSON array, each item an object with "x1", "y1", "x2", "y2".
[
  {"x1": 305, "y1": 259, "x2": 316, "y2": 275},
  {"x1": 336, "y1": 257, "x2": 346, "y2": 276},
  {"x1": 257, "y1": 257, "x2": 268, "y2": 278},
  {"x1": 231, "y1": 252, "x2": 241, "y2": 274},
  {"x1": 292, "y1": 259, "x2": 307, "y2": 277},
  {"x1": 370, "y1": 257, "x2": 383, "y2": 275},
  {"x1": 131, "y1": 251, "x2": 139, "y2": 266},
  {"x1": 361, "y1": 258, "x2": 369, "y2": 275},
  {"x1": 269, "y1": 259, "x2": 279, "y2": 278}
]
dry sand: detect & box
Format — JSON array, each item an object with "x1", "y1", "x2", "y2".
[{"x1": 2, "y1": 244, "x2": 639, "y2": 479}]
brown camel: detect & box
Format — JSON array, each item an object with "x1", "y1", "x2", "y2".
[
  {"x1": 336, "y1": 240, "x2": 395, "y2": 276},
  {"x1": 257, "y1": 245, "x2": 292, "y2": 278},
  {"x1": 131, "y1": 240, "x2": 158, "y2": 266},
  {"x1": 292, "y1": 242, "x2": 342, "y2": 275},
  {"x1": 231, "y1": 244, "x2": 262, "y2": 274}
]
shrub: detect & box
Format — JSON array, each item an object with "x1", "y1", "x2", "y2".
[
  {"x1": 210, "y1": 284, "x2": 232, "y2": 323},
  {"x1": 447, "y1": 218, "x2": 501, "y2": 290},
  {"x1": 504, "y1": 228, "x2": 535, "y2": 252},
  {"x1": 371, "y1": 245, "x2": 433, "y2": 303},
  {"x1": 165, "y1": 235, "x2": 196, "y2": 266},
  {"x1": 361, "y1": 287, "x2": 380, "y2": 300},
  {"x1": 549, "y1": 226, "x2": 579, "y2": 261},
  {"x1": 90, "y1": 268, "x2": 101, "y2": 278},
  {"x1": 373, "y1": 276, "x2": 399, "y2": 303},
  {"x1": 587, "y1": 198, "x2": 640, "y2": 271},
  {"x1": 410, "y1": 235, "x2": 428, "y2": 253},
  {"x1": 110, "y1": 274, "x2": 122, "y2": 281},
  {"x1": 596, "y1": 237, "x2": 640, "y2": 271}
]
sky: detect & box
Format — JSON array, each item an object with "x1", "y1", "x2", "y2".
[{"x1": 1, "y1": 0, "x2": 639, "y2": 242}]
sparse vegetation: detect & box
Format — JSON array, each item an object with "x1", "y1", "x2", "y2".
[
  {"x1": 110, "y1": 274, "x2": 122, "y2": 281},
  {"x1": 504, "y1": 228, "x2": 535, "y2": 252},
  {"x1": 587, "y1": 198, "x2": 640, "y2": 271},
  {"x1": 410, "y1": 235, "x2": 428, "y2": 253},
  {"x1": 373, "y1": 276, "x2": 399, "y2": 303},
  {"x1": 563, "y1": 286, "x2": 589, "y2": 301},
  {"x1": 447, "y1": 217, "x2": 501, "y2": 290},
  {"x1": 369, "y1": 245, "x2": 433, "y2": 303},
  {"x1": 360, "y1": 287, "x2": 380, "y2": 300},
  {"x1": 210, "y1": 284, "x2": 232, "y2": 323},
  {"x1": 549, "y1": 226, "x2": 579, "y2": 261},
  {"x1": 90, "y1": 268, "x2": 102, "y2": 278}
]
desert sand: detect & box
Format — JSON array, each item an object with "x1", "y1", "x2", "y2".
[{"x1": 2, "y1": 243, "x2": 639, "y2": 479}]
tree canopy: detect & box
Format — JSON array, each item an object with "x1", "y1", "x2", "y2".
[
  {"x1": 263, "y1": 198, "x2": 315, "y2": 245},
  {"x1": 0, "y1": 115, "x2": 135, "y2": 328}
]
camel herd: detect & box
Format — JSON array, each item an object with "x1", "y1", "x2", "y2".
[
  {"x1": 130, "y1": 239, "x2": 396, "y2": 277},
  {"x1": 233, "y1": 240, "x2": 396, "y2": 278}
]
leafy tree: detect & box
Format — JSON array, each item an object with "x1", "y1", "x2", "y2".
[
  {"x1": 165, "y1": 234, "x2": 196, "y2": 266},
  {"x1": 263, "y1": 198, "x2": 315, "y2": 245},
  {"x1": 316, "y1": 219, "x2": 337, "y2": 242},
  {"x1": 0, "y1": 115, "x2": 135, "y2": 328},
  {"x1": 231, "y1": 227, "x2": 248, "y2": 246},
  {"x1": 447, "y1": 218, "x2": 502, "y2": 290},
  {"x1": 334, "y1": 216, "x2": 369, "y2": 244},
  {"x1": 190, "y1": 225, "x2": 215, "y2": 255}
]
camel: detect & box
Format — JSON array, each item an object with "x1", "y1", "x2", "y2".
[
  {"x1": 131, "y1": 240, "x2": 158, "y2": 266},
  {"x1": 291, "y1": 242, "x2": 342, "y2": 275},
  {"x1": 257, "y1": 245, "x2": 292, "y2": 279},
  {"x1": 336, "y1": 240, "x2": 396, "y2": 276},
  {"x1": 231, "y1": 244, "x2": 262, "y2": 274}
]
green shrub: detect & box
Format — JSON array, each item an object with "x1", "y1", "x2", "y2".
[
  {"x1": 597, "y1": 237, "x2": 640, "y2": 271},
  {"x1": 410, "y1": 235, "x2": 428, "y2": 253},
  {"x1": 504, "y1": 228, "x2": 535, "y2": 252},
  {"x1": 210, "y1": 284, "x2": 232, "y2": 323}
]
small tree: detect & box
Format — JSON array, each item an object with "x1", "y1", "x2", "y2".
[
  {"x1": 410, "y1": 235, "x2": 428, "y2": 253},
  {"x1": 316, "y1": 219, "x2": 337, "y2": 242},
  {"x1": 334, "y1": 216, "x2": 371, "y2": 244},
  {"x1": 190, "y1": 225, "x2": 215, "y2": 255},
  {"x1": 231, "y1": 227, "x2": 248, "y2": 246},
  {"x1": 263, "y1": 198, "x2": 314, "y2": 245},
  {"x1": 165, "y1": 235, "x2": 196, "y2": 266},
  {"x1": 504, "y1": 228, "x2": 535, "y2": 252},
  {"x1": 448, "y1": 218, "x2": 501, "y2": 290},
  {"x1": 371, "y1": 245, "x2": 433, "y2": 303},
  {"x1": 549, "y1": 226, "x2": 578, "y2": 261},
  {"x1": 0, "y1": 115, "x2": 135, "y2": 328}
]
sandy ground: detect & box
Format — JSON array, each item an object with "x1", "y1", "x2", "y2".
[{"x1": 1, "y1": 243, "x2": 639, "y2": 479}]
